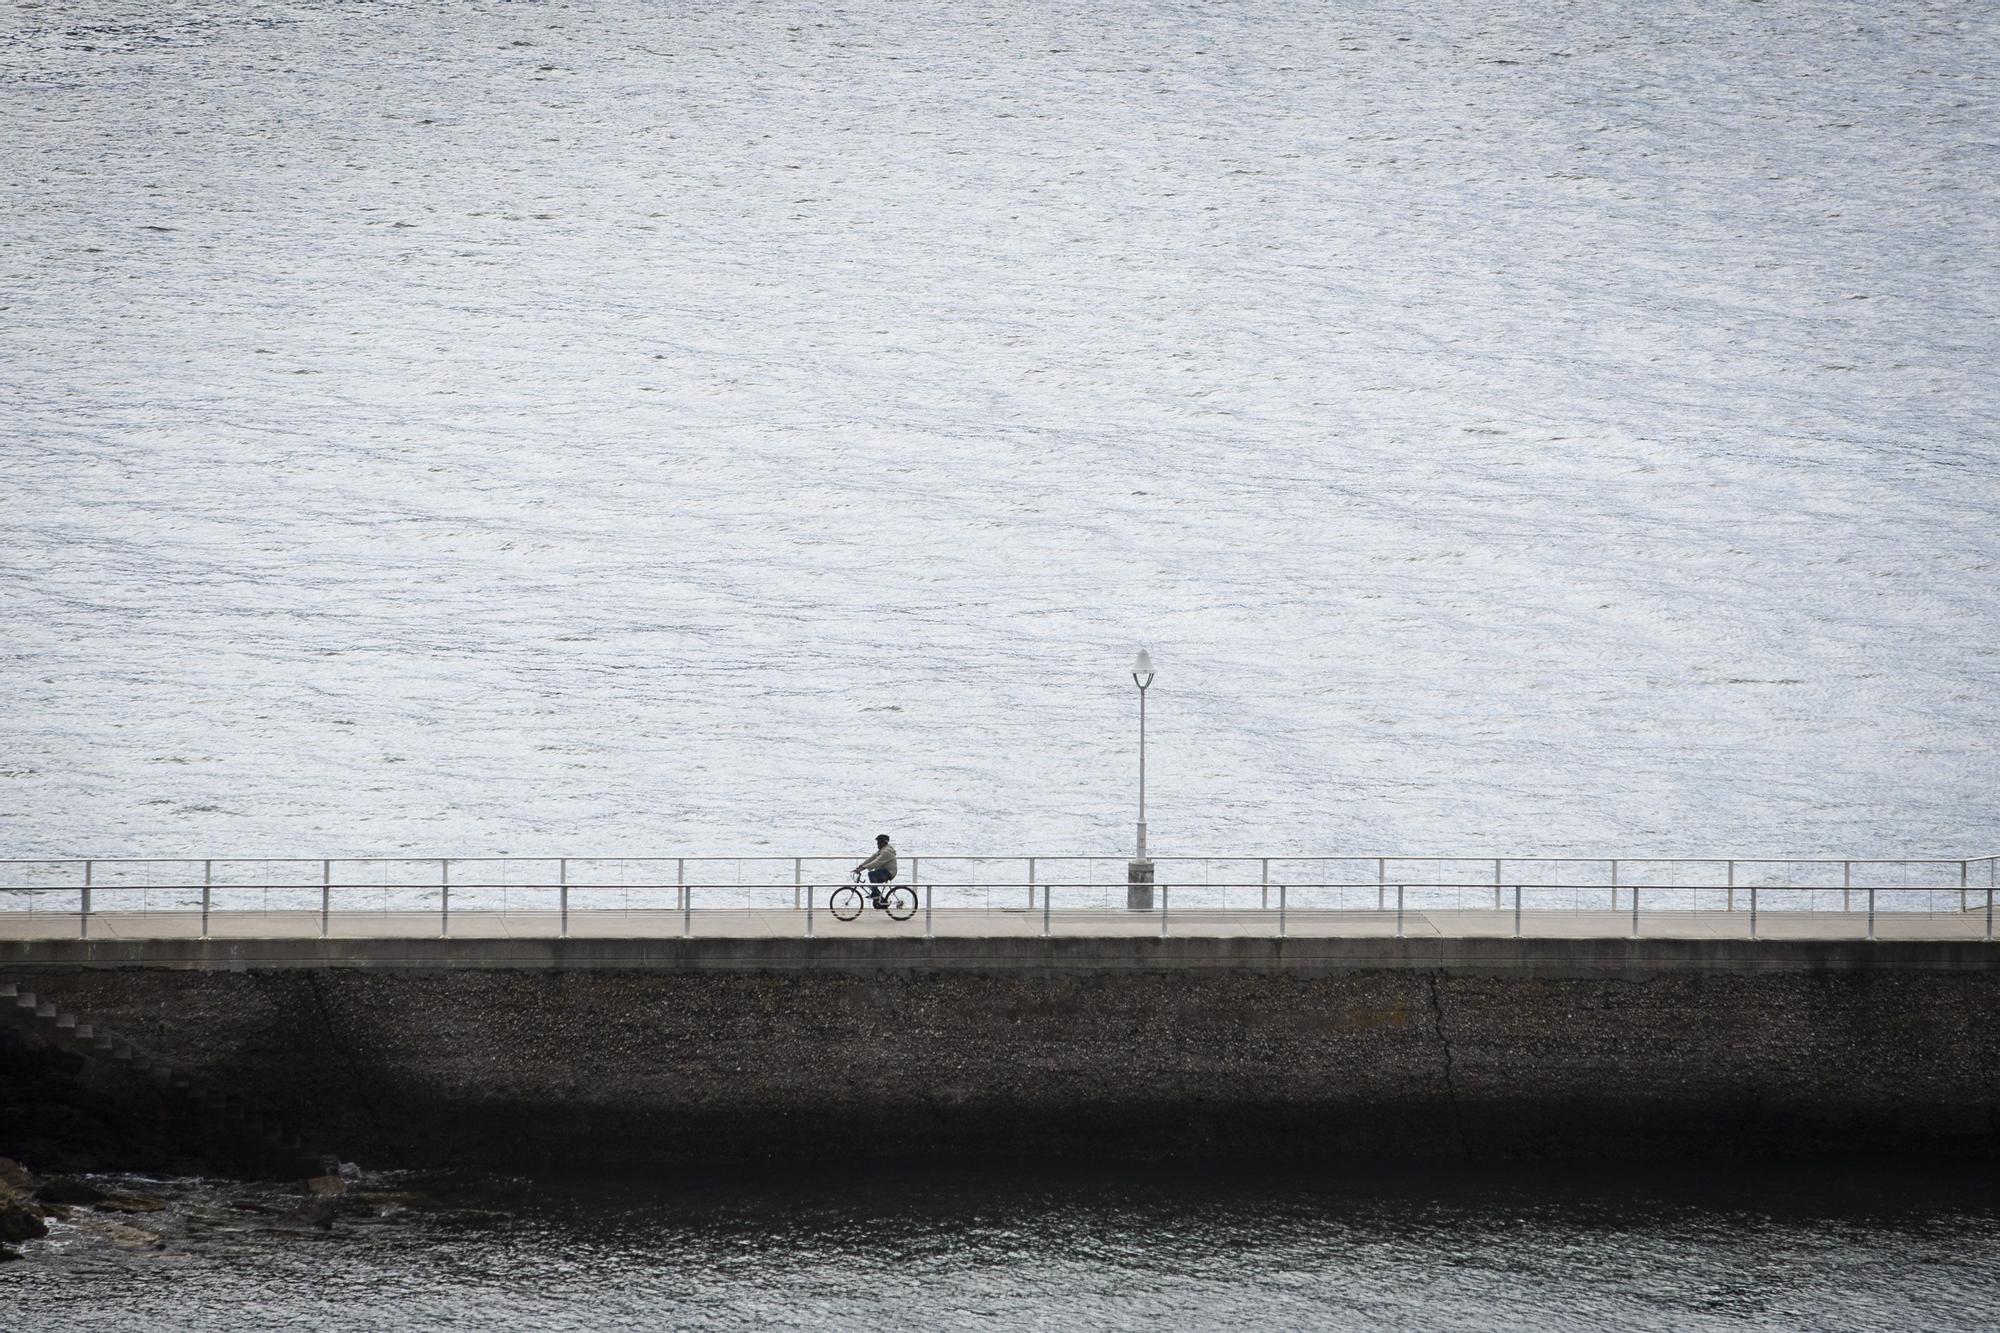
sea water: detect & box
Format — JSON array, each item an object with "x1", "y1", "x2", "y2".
[
  {"x1": 3, "y1": 1, "x2": 1997, "y2": 862},
  {"x1": 7, "y1": 1161, "x2": 2000, "y2": 1330}
]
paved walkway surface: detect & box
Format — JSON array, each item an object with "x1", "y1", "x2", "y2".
[{"x1": 0, "y1": 908, "x2": 1991, "y2": 942}]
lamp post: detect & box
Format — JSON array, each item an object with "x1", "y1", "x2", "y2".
[{"x1": 1128, "y1": 649, "x2": 1156, "y2": 910}]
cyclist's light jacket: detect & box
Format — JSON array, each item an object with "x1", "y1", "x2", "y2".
[{"x1": 858, "y1": 844, "x2": 898, "y2": 877}]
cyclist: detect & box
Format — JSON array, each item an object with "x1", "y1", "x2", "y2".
[{"x1": 853, "y1": 835, "x2": 898, "y2": 903}]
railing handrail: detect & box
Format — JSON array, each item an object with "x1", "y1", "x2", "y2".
[
  {"x1": 0, "y1": 852, "x2": 1991, "y2": 866},
  {"x1": 0, "y1": 880, "x2": 1986, "y2": 893},
  {"x1": 6, "y1": 873, "x2": 1990, "y2": 943}
]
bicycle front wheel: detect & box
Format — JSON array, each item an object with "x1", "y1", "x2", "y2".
[
  {"x1": 829, "y1": 886, "x2": 864, "y2": 922},
  {"x1": 883, "y1": 886, "x2": 918, "y2": 922}
]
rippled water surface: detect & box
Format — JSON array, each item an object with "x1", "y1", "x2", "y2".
[
  {"x1": 3, "y1": 0, "x2": 1996, "y2": 859},
  {"x1": 7, "y1": 1161, "x2": 2000, "y2": 1330}
]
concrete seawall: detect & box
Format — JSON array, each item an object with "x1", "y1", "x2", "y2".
[{"x1": 4, "y1": 938, "x2": 1997, "y2": 1167}]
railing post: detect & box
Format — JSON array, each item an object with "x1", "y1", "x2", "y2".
[
  {"x1": 320, "y1": 858, "x2": 331, "y2": 939},
  {"x1": 440, "y1": 858, "x2": 449, "y2": 938},
  {"x1": 1630, "y1": 884, "x2": 1640, "y2": 940},
  {"x1": 559, "y1": 857, "x2": 569, "y2": 940},
  {"x1": 677, "y1": 857, "x2": 686, "y2": 917},
  {"x1": 1843, "y1": 860, "x2": 1851, "y2": 913},
  {"x1": 1513, "y1": 884, "x2": 1521, "y2": 939},
  {"x1": 805, "y1": 885, "x2": 814, "y2": 938},
  {"x1": 1962, "y1": 861, "x2": 1969, "y2": 914},
  {"x1": 1377, "y1": 857, "x2": 1386, "y2": 910},
  {"x1": 925, "y1": 883, "x2": 933, "y2": 939},
  {"x1": 1867, "y1": 887, "x2": 1876, "y2": 941},
  {"x1": 794, "y1": 857, "x2": 802, "y2": 911},
  {"x1": 1028, "y1": 857, "x2": 1036, "y2": 910},
  {"x1": 1610, "y1": 858, "x2": 1619, "y2": 911},
  {"x1": 1750, "y1": 886, "x2": 1759, "y2": 940},
  {"x1": 1726, "y1": 859, "x2": 1734, "y2": 914},
  {"x1": 1261, "y1": 857, "x2": 1270, "y2": 911},
  {"x1": 1278, "y1": 883, "x2": 1287, "y2": 938},
  {"x1": 1395, "y1": 884, "x2": 1405, "y2": 939},
  {"x1": 682, "y1": 878, "x2": 692, "y2": 940},
  {"x1": 80, "y1": 860, "x2": 92, "y2": 940},
  {"x1": 1160, "y1": 884, "x2": 1170, "y2": 938},
  {"x1": 201, "y1": 859, "x2": 212, "y2": 940},
  {"x1": 1987, "y1": 883, "x2": 1994, "y2": 942},
  {"x1": 1493, "y1": 858, "x2": 1502, "y2": 911},
  {"x1": 1042, "y1": 883, "x2": 1051, "y2": 938}
]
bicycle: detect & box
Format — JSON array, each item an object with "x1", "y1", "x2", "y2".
[{"x1": 829, "y1": 871, "x2": 918, "y2": 923}]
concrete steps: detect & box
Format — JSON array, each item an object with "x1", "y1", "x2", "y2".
[{"x1": 0, "y1": 979, "x2": 324, "y2": 1174}]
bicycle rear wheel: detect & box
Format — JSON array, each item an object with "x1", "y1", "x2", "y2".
[
  {"x1": 830, "y1": 886, "x2": 864, "y2": 922},
  {"x1": 883, "y1": 886, "x2": 918, "y2": 922}
]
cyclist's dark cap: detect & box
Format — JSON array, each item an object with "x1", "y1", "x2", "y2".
[{"x1": 876, "y1": 833, "x2": 890, "y2": 845}]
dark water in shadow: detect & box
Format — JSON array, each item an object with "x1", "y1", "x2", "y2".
[{"x1": 7, "y1": 1158, "x2": 1999, "y2": 1329}]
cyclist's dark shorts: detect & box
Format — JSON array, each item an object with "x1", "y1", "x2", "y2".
[{"x1": 867, "y1": 868, "x2": 894, "y2": 884}]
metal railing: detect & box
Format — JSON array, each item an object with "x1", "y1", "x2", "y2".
[{"x1": 0, "y1": 854, "x2": 1994, "y2": 942}]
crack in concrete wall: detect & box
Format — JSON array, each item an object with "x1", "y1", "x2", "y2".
[
  {"x1": 303, "y1": 972, "x2": 393, "y2": 1160},
  {"x1": 1426, "y1": 972, "x2": 1470, "y2": 1156}
]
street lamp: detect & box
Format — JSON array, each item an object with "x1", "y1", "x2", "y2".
[{"x1": 1129, "y1": 649, "x2": 1156, "y2": 910}]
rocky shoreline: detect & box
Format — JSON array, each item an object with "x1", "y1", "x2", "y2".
[
  {"x1": 2, "y1": 1156, "x2": 181, "y2": 1262},
  {"x1": 0, "y1": 1154, "x2": 499, "y2": 1266}
]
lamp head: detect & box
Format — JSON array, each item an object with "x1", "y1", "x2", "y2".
[{"x1": 1132, "y1": 648, "x2": 1155, "y2": 687}]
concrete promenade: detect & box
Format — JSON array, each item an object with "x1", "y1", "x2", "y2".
[
  {"x1": 0, "y1": 905, "x2": 1991, "y2": 942},
  {"x1": 6, "y1": 932, "x2": 1998, "y2": 973}
]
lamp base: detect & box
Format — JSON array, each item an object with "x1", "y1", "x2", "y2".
[{"x1": 1126, "y1": 858, "x2": 1155, "y2": 911}]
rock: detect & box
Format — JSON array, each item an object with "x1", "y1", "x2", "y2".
[
  {"x1": 306, "y1": 1175, "x2": 348, "y2": 1197},
  {"x1": 227, "y1": 1201, "x2": 278, "y2": 1215},
  {"x1": 0, "y1": 1158, "x2": 35, "y2": 1191},
  {"x1": 35, "y1": 1177, "x2": 106, "y2": 1206},
  {"x1": 40, "y1": 1203, "x2": 73, "y2": 1221},
  {"x1": 99, "y1": 1221, "x2": 163, "y2": 1250},
  {"x1": 297, "y1": 1199, "x2": 340, "y2": 1231},
  {"x1": 0, "y1": 1199, "x2": 49, "y2": 1242},
  {"x1": 443, "y1": 1208, "x2": 508, "y2": 1228},
  {"x1": 0, "y1": 1244, "x2": 21, "y2": 1262},
  {"x1": 94, "y1": 1193, "x2": 167, "y2": 1214},
  {"x1": 358, "y1": 1190, "x2": 442, "y2": 1208}
]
